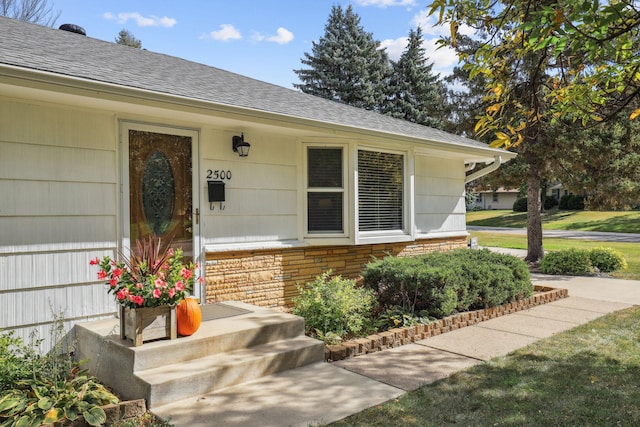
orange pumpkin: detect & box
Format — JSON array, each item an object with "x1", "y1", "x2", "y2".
[{"x1": 176, "y1": 298, "x2": 202, "y2": 336}]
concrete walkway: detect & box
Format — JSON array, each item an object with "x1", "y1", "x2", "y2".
[{"x1": 157, "y1": 275, "x2": 640, "y2": 427}]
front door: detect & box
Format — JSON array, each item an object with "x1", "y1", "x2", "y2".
[
  {"x1": 121, "y1": 124, "x2": 201, "y2": 288},
  {"x1": 128, "y1": 129, "x2": 194, "y2": 257}
]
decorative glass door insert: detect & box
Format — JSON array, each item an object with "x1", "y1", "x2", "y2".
[{"x1": 128, "y1": 130, "x2": 193, "y2": 257}]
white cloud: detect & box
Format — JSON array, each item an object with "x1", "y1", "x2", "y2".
[
  {"x1": 252, "y1": 27, "x2": 294, "y2": 44},
  {"x1": 354, "y1": 0, "x2": 417, "y2": 7},
  {"x1": 379, "y1": 37, "x2": 408, "y2": 61},
  {"x1": 412, "y1": 11, "x2": 474, "y2": 38},
  {"x1": 379, "y1": 33, "x2": 461, "y2": 77},
  {"x1": 267, "y1": 27, "x2": 294, "y2": 44},
  {"x1": 202, "y1": 24, "x2": 242, "y2": 41},
  {"x1": 103, "y1": 12, "x2": 176, "y2": 28}
]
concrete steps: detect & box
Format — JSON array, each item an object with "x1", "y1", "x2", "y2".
[{"x1": 75, "y1": 301, "x2": 325, "y2": 408}]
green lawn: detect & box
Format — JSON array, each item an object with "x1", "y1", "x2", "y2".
[
  {"x1": 470, "y1": 231, "x2": 640, "y2": 280},
  {"x1": 467, "y1": 209, "x2": 640, "y2": 233},
  {"x1": 331, "y1": 306, "x2": 640, "y2": 426}
]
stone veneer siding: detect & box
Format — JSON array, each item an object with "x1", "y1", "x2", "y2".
[{"x1": 205, "y1": 236, "x2": 467, "y2": 309}]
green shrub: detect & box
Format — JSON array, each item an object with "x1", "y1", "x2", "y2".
[
  {"x1": 0, "y1": 332, "x2": 39, "y2": 392},
  {"x1": 544, "y1": 196, "x2": 558, "y2": 210},
  {"x1": 540, "y1": 249, "x2": 593, "y2": 275},
  {"x1": 292, "y1": 271, "x2": 377, "y2": 342},
  {"x1": 589, "y1": 247, "x2": 627, "y2": 272},
  {"x1": 361, "y1": 249, "x2": 533, "y2": 319},
  {"x1": 540, "y1": 248, "x2": 627, "y2": 275},
  {"x1": 0, "y1": 317, "x2": 119, "y2": 426},
  {"x1": 513, "y1": 197, "x2": 527, "y2": 212},
  {"x1": 559, "y1": 194, "x2": 585, "y2": 210}
]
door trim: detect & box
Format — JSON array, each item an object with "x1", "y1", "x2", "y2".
[{"x1": 119, "y1": 121, "x2": 203, "y2": 300}]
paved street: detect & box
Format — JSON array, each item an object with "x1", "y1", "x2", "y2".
[{"x1": 467, "y1": 225, "x2": 640, "y2": 243}]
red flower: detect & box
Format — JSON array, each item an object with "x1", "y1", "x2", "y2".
[
  {"x1": 175, "y1": 280, "x2": 185, "y2": 291},
  {"x1": 109, "y1": 278, "x2": 118, "y2": 287},
  {"x1": 89, "y1": 257, "x2": 100, "y2": 266},
  {"x1": 153, "y1": 288, "x2": 161, "y2": 299},
  {"x1": 129, "y1": 295, "x2": 144, "y2": 306},
  {"x1": 97, "y1": 270, "x2": 108, "y2": 280},
  {"x1": 168, "y1": 288, "x2": 175, "y2": 298},
  {"x1": 181, "y1": 267, "x2": 193, "y2": 280},
  {"x1": 116, "y1": 289, "x2": 129, "y2": 300},
  {"x1": 111, "y1": 268, "x2": 123, "y2": 279}
]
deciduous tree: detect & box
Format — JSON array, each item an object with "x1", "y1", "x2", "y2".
[
  {"x1": 429, "y1": 0, "x2": 640, "y2": 261},
  {"x1": 0, "y1": 0, "x2": 59, "y2": 26}
]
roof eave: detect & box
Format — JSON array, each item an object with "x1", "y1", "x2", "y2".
[{"x1": 0, "y1": 63, "x2": 515, "y2": 162}]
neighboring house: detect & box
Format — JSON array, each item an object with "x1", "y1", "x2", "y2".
[
  {"x1": 547, "y1": 182, "x2": 568, "y2": 201},
  {"x1": 0, "y1": 18, "x2": 516, "y2": 344},
  {"x1": 471, "y1": 188, "x2": 520, "y2": 210}
]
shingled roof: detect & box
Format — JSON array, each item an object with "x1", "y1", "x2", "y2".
[{"x1": 0, "y1": 17, "x2": 494, "y2": 152}]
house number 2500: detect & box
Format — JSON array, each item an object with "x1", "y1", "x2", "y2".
[{"x1": 206, "y1": 170, "x2": 232, "y2": 180}]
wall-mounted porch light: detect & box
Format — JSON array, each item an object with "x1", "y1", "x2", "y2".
[{"x1": 232, "y1": 133, "x2": 251, "y2": 157}]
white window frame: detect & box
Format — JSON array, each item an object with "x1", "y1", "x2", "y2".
[
  {"x1": 303, "y1": 144, "x2": 349, "y2": 239},
  {"x1": 355, "y1": 146, "x2": 412, "y2": 244}
]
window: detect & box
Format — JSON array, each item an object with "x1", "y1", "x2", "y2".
[
  {"x1": 307, "y1": 148, "x2": 344, "y2": 233},
  {"x1": 492, "y1": 192, "x2": 499, "y2": 203},
  {"x1": 358, "y1": 150, "x2": 404, "y2": 232}
]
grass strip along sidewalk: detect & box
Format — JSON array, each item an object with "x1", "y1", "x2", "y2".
[
  {"x1": 467, "y1": 210, "x2": 640, "y2": 233},
  {"x1": 331, "y1": 306, "x2": 640, "y2": 426}
]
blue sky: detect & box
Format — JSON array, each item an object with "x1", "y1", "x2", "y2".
[{"x1": 52, "y1": 0, "x2": 462, "y2": 89}]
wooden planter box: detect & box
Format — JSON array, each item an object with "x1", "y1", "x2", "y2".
[{"x1": 120, "y1": 305, "x2": 177, "y2": 346}]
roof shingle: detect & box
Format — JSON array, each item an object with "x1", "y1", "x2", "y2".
[{"x1": 0, "y1": 17, "x2": 492, "y2": 151}]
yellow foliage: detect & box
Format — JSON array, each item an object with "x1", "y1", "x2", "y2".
[{"x1": 630, "y1": 108, "x2": 640, "y2": 120}]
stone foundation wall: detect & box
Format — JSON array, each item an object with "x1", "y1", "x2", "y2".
[{"x1": 205, "y1": 236, "x2": 467, "y2": 309}]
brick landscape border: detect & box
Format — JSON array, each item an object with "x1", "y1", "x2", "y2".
[{"x1": 325, "y1": 285, "x2": 568, "y2": 361}]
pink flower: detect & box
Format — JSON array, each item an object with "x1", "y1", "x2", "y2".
[
  {"x1": 153, "y1": 288, "x2": 161, "y2": 299},
  {"x1": 198, "y1": 276, "x2": 205, "y2": 284},
  {"x1": 175, "y1": 280, "x2": 185, "y2": 291},
  {"x1": 109, "y1": 278, "x2": 118, "y2": 288},
  {"x1": 89, "y1": 257, "x2": 100, "y2": 266},
  {"x1": 111, "y1": 268, "x2": 123, "y2": 279},
  {"x1": 129, "y1": 295, "x2": 144, "y2": 306},
  {"x1": 97, "y1": 270, "x2": 108, "y2": 280},
  {"x1": 136, "y1": 283, "x2": 144, "y2": 289},
  {"x1": 116, "y1": 289, "x2": 129, "y2": 300},
  {"x1": 154, "y1": 278, "x2": 166, "y2": 288},
  {"x1": 167, "y1": 248, "x2": 174, "y2": 256},
  {"x1": 168, "y1": 288, "x2": 175, "y2": 298},
  {"x1": 181, "y1": 268, "x2": 193, "y2": 280}
]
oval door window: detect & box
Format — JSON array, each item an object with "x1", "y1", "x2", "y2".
[{"x1": 142, "y1": 150, "x2": 175, "y2": 235}]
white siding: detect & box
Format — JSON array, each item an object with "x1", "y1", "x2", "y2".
[
  {"x1": 200, "y1": 129, "x2": 298, "y2": 245},
  {"x1": 0, "y1": 99, "x2": 118, "y2": 342},
  {"x1": 414, "y1": 155, "x2": 466, "y2": 235}
]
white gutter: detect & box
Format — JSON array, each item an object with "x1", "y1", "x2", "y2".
[
  {"x1": 464, "y1": 162, "x2": 476, "y2": 172},
  {"x1": 465, "y1": 155, "x2": 502, "y2": 184}
]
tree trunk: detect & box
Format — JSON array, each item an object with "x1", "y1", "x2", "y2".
[{"x1": 526, "y1": 173, "x2": 544, "y2": 262}]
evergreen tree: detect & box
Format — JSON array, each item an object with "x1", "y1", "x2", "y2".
[
  {"x1": 383, "y1": 27, "x2": 445, "y2": 129},
  {"x1": 294, "y1": 5, "x2": 389, "y2": 111},
  {"x1": 115, "y1": 29, "x2": 142, "y2": 49}
]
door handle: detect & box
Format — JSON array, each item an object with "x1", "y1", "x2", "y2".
[{"x1": 195, "y1": 208, "x2": 200, "y2": 225}]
